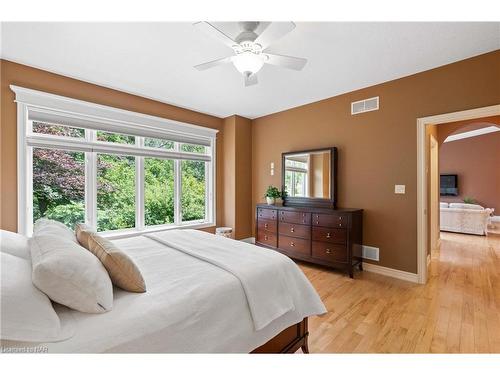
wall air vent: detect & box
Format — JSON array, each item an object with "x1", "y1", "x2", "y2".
[
  {"x1": 362, "y1": 245, "x2": 379, "y2": 261},
  {"x1": 351, "y1": 96, "x2": 379, "y2": 115}
]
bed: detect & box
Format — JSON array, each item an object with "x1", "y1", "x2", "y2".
[{"x1": 1, "y1": 230, "x2": 326, "y2": 353}]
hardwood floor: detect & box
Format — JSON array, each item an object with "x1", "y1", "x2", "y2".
[{"x1": 300, "y1": 232, "x2": 500, "y2": 353}]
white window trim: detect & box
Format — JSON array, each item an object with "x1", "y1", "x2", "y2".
[{"x1": 12, "y1": 85, "x2": 218, "y2": 236}]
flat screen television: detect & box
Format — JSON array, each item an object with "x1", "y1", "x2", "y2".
[{"x1": 440, "y1": 174, "x2": 458, "y2": 196}]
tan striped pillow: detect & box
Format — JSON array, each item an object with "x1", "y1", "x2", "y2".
[
  {"x1": 86, "y1": 233, "x2": 146, "y2": 293},
  {"x1": 75, "y1": 223, "x2": 96, "y2": 249}
]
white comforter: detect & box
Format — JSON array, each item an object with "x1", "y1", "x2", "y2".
[
  {"x1": 22, "y1": 233, "x2": 326, "y2": 353},
  {"x1": 146, "y1": 230, "x2": 311, "y2": 330}
]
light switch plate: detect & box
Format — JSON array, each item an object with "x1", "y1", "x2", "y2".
[{"x1": 395, "y1": 185, "x2": 405, "y2": 194}]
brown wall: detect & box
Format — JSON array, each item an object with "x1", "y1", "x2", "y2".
[
  {"x1": 0, "y1": 59, "x2": 224, "y2": 232},
  {"x1": 221, "y1": 115, "x2": 253, "y2": 239},
  {"x1": 439, "y1": 132, "x2": 500, "y2": 210},
  {"x1": 252, "y1": 50, "x2": 500, "y2": 273}
]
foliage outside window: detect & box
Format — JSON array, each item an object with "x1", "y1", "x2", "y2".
[
  {"x1": 33, "y1": 147, "x2": 85, "y2": 229},
  {"x1": 144, "y1": 158, "x2": 174, "y2": 226}
]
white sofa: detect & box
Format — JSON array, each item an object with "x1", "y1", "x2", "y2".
[{"x1": 440, "y1": 202, "x2": 493, "y2": 235}]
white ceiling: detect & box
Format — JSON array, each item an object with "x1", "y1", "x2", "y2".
[{"x1": 1, "y1": 22, "x2": 499, "y2": 119}]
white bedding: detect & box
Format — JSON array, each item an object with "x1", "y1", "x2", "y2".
[
  {"x1": 4, "y1": 233, "x2": 326, "y2": 353},
  {"x1": 147, "y1": 230, "x2": 303, "y2": 330}
]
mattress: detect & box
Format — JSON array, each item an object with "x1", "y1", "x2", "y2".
[{"x1": 18, "y1": 235, "x2": 325, "y2": 353}]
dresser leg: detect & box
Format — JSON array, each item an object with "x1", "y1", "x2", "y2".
[
  {"x1": 359, "y1": 262, "x2": 363, "y2": 271},
  {"x1": 349, "y1": 268, "x2": 354, "y2": 278}
]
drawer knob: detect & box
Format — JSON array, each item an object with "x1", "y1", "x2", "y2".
[
  {"x1": 326, "y1": 232, "x2": 332, "y2": 238},
  {"x1": 291, "y1": 242, "x2": 295, "y2": 247},
  {"x1": 291, "y1": 227, "x2": 295, "y2": 233},
  {"x1": 339, "y1": 223, "x2": 342, "y2": 227},
  {"x1": 326, "y1": 248, "x2": 332, "y2": 254},
  {"x1": 264, "y1": 235, "x2": 268, "y2": 240},
  {"x1": 316, "y1": 221, "x2": 319, "y2": 225},
  {"x1": 264, "y1": 223, "x2": 268, "y2": 229}
]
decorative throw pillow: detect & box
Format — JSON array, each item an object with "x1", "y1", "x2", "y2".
[
  {"x1": 34, "y1": 218, "x2": 77, "y2": 243},
  {"x1": 0, "y1": 230, "x2": 30, "y2": 260},
  {"x1": 75, "y1": 223, "x2": 96, "y2": 249},
  {"x1": 1, "y1": 253, "x2": 62, "y2": 342},
  {"x1": 86, "y1": 233, "x2": 146, "y2": 293},
  {"x1": 30, "y1": 235, "x2": 113, "y2": 313},
  {"x1": 449, "y1": 203, "x2": 484, "y2": 210}
]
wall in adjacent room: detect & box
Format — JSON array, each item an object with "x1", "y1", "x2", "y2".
[
  {"x1": 0, "y1": 59, "x2": 224, "y2": 232},
  {"x1": 439, "y1": 131, "x2": 500, "y2": 210},
  {"x1": 252, "y1": 50, "x2": 500, "y2": 273}
]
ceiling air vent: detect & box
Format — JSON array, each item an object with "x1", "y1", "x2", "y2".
[{"x1": 351, "y1": 96, "x2": 379, "y2": 115}]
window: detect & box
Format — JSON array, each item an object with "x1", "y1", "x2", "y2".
[
  {"x1": 14, "y1": 85, "x2": 217, "y2": 236},
  {"x1": 32, "y1": 148, "x2": 85, "y2": 229},
  {"x1": 181, "y1": 160, "x2": 206, "y2": 222},
  {"x1": 144, "y1": 158, "x2": 174, "y2": 226},
  {"x1": 97, "y1": 154, "x2": 136, "y2": 231}
]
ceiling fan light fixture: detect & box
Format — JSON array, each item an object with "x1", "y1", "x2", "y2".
[{"x1": 232, "y1": 52, "x2": 264, "y2": 75}]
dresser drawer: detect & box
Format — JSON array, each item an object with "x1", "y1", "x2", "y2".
[
  {"x1": 256, "y1": 231, "x2": 277, "y2": 248},
  {"x1": 312, "y1": 227, "x2": 347, "y2": 244},
  {"x1": 312, "y1": 213, "x2": 347, "y2": 228},
  {"x1": 279, "y1": 210, "x2": 311, "y2": 225},
  {"x1": 257, "y1": 208, "x2": 277, "y2": 220},
  {"x1": 312, "y1": 242, "x2": 348, "y2": 263},
  {"x1": 278, "y1": 235, "x2": 310, "y2": 256},
  {"x1": 257, "y1": 218, "x2": 277, "y2": 233},
  {"x1": 278, "y1": 222, "x2": 310, "y2": 239}
]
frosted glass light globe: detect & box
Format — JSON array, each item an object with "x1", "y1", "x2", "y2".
[{"x1": 232, "y1": 52, "x2": 264, "y2": 74}]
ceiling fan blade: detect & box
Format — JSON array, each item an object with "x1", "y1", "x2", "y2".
[
  {"x1": 193, "y1": 22, "x2": 237, "y2": 50},
  {"x1": 194, "y1": 56, "x2": 232, "y2": 71},
  {"x1": 244, "y1": 73, "x2": 258, "y2": 87},
  {"x1": 255, "y1": 22, "x2": 296, "y2": 50},
  {"x1": 264, "y1": 53, "x2": 307, "y2": 71}
]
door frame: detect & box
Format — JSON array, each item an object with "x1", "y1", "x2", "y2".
[
  {"x1": 429, "y1": 134, "x2": 439, "y2": 253},
  {"x1": 416, "y1": 104, "x2": 500, "y2": 284}
]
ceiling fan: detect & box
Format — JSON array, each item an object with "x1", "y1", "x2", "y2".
[{"x1": 193, "y1": 21, "x2": 307, "y2": 86}]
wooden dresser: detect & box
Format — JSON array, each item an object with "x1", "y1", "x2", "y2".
[{"x1": 255, "y1": 204, "x2": 363, "y2": 278}]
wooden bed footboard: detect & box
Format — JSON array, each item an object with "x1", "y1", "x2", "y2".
[{"x1": 251, "y1": 318, "x2": 309, "y2": 354}]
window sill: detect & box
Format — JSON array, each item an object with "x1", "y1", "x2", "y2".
[{"x1": 98, "y1": 221, "x2": 215, "y2": 240}]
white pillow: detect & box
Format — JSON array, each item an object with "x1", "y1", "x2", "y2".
[
  {"x1": 30, "y1": 235, "x2": 113, "y2": 313},
  {"x1": 0, "y1": 230, "x2": 30, "y2": 260},
  {"x1": 1, "y1": 252, "x2": 62, "y2": 342},
  {"x1": 449, "y1": 203, "x2": 484, "y2": 210},
  {"x1": 33, "y1": 218, "x2": 77, "y2": 243}
]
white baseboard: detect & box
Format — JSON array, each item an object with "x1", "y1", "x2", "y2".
[
  {"x1": 491, "y1": 216, "x2": 500, "y2": 223},
  {"x1": 240, "y1": 237, "x2": 255, "y2": 244},
  {"x1": 363, "y1": 262, "x2": 419, "y2": 283}
]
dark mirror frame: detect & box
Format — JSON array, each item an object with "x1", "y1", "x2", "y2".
[{"x1": 281, "y1": 147, "x2": 338, "y2": 208}]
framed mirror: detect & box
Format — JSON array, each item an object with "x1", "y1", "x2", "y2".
[{"x1": 282, "y1": 147, "x2": 337, "y2": 208}]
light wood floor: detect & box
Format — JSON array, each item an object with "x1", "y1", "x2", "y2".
[{"x1": 300, "y1": 232, "x2": 500, "y2": 353}]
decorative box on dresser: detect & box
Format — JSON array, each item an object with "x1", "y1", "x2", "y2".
[{"x1": 256, "y1": 204, "x2": 363, "y2": 278}]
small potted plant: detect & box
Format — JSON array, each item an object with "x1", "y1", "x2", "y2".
[
  {"x1": 463, "y1": 196, "x2": 476, "y2": 204},
  {"x1": 264, "y1": 185, "x2": 281, "y2": 205}
]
